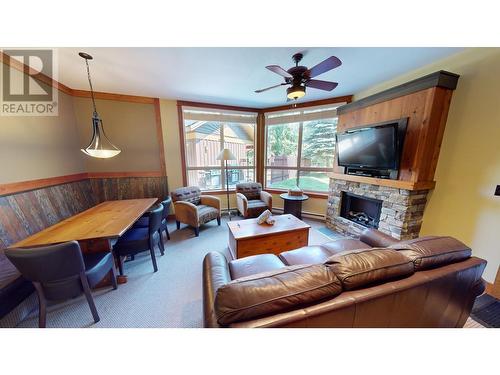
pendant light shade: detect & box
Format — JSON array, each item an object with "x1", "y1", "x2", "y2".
[
  {"x1": 81, "y1": 112, "x2": 121, "y2": 158},
  {"x1": 79, "y1": 52, "x2": 121, "y2": 159}
]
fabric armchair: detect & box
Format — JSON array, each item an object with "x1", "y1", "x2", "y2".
[
  {"x1": 236, "y1": 182, "x2": 272, "y2": 218},
  {"x1": 171, "y1": 186, "x2": 221, "y2": 237}
]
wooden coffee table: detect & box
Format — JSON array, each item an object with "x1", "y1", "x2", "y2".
[{"x1": 227, "y1": 214, "x2": 311, "y2": 259}]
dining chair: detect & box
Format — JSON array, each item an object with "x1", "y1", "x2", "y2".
[
  {"x1": 133, "y1": 197, "x2": 172, "y2": 251},
  {"x1": 4, "y1": 241, "x2": 117, "y2": 328},
  {"x1": 113, "y1": 203, "x2": 163, "y2": 275}
]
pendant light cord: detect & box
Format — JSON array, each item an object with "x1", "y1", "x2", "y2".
[{"x1": 84, "y1": 58, "x2": 98, "y2": 115}]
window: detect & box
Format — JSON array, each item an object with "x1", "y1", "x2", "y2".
[
  {"x1": 264, "y1": 104, "x2": 342, "y2": 193},
  {"x1": 182, "y1": 106, "x2": 257, "y2": 191}
]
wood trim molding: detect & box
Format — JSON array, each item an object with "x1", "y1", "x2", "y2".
[
  {"x1": 0, "y1": 171, "x2": 165, "y2": 196},
  {"x1": 0, "y1": 173, "x2": 88, "y2": 196},
  {"x1": 256, "y1": 112, "x2": 265, "y2": 184},
  {"x1": 153, "y1": 98, "x2": 167, "y2": 176},
  {"x1": 86, "y1": 171, "x2": 164, "y2": 178},
  {"x1": 327, "y1": 172, "x2": 436, "y2": 191},
  {"x1": 0, "y1": 51, "x2": 74, "y2": 96},
  {"x1": 177, "y1": 100, "x2": 260, "y2": 113},
  {"x1": 262, "y1": 95, "x2": 353, "y2": 113},
  {"x1": 176, "y1": 102, "x2": 188, "y2": 186},
  {"x1": 1, "y1": 50, "x2": 157, "y2": 104},
  {"x1": 337, "y1": 71, "x2": 460, "y2": 115},
  {"x1": 71, "y1": 89, "x2": 155, "y2": 104}
]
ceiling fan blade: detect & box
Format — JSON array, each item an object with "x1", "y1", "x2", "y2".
[
  {"x1": 266, "y1": 65, "x2": 293, "y2": 78},
  {"x1": 255, "y1": 83, "x2": 287, "y2": 93},
  {"x1": 305, "y1": 56, "x2": 342, "y2": 78},
  {"x1": 305, "y1": 79, "x2": 338, "y2": 91}
]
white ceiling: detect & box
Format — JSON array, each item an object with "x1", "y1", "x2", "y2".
[{"x1": 56, "y1": 47, "x2": 463, "y2": 108}]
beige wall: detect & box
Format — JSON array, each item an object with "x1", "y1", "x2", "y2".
[
  {"x1": 73, "y1": 97, "x2": 160, "y2": 173},
  {"x1": 356, "y1": 48, "x2": 500, "y2": 282},
  {"x1": 0, "y1": 59, "x2": 161, "y2": 185},
  {"x1": 158, "y1": 99, "x2": 328, "y2": 216},
  {"x1": 0, "y1": 88, "x2": 86, "y2": 184},
  {"x1": 159, "y1": 99, "x2": 183, "y2": 190}
]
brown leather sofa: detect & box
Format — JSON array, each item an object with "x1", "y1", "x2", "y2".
[
  {"x1": 171, "y1": 186, "x2": 221, "y2": 237},
  {"x1": 236, "y1": 182, "x2": 272, "y2": 218},
  {"x1": 203, "y1": 229, "x2": 486, "y2": 328}
]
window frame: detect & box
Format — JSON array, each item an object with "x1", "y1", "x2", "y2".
[
  {"x1": 264, "y1": 107, "x2": 341, "y2": 194},
  {"x1": 179, "y1": 103, "x2": 258, "y2": 192}
]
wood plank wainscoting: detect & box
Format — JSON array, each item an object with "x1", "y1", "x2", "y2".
[
  {"x1": 0, "y1": 173, "x2": 168, "y2": 320},
  {"x1": 0, "y1": 172, "x2": 168, "y2": 250}
]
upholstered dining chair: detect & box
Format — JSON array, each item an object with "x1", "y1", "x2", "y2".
[
  {"x1": 171, "y1": 186, "x2": 221, "y2": 237},
  {"x1": 133, "y1": 197, "x2": 172, "y2": 252},
  {"x1": 113, "y1": 203, "x2": 163, "y2": 274},
  {"x1": 236, "y1": 182, "x2": 272, "y2": 218},
  {"x1": 4, "y1": 241, "x2": 116, "y2": 328}
]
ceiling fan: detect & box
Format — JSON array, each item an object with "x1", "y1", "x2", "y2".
[{"x1": 255, "y1": 53, "x2": 342, "y2": 100}]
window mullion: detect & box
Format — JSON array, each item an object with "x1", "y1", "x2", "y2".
[
  {"x1": 296, "y1": 121, "x2": 304, "y2": 187},
  {"x1": 220, "y1": 122, "x2": 226, "y2": 187}
]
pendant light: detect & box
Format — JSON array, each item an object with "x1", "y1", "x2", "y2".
[{"x1": 79, "y1": 52, "x2": 121, "y2": 158}]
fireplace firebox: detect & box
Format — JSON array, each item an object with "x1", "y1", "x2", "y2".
[{"x1": 340, "y1": 192, "x2": 382, "y2": 229}]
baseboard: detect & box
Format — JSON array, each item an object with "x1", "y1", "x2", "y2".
[{"x1": 272, "y1": 207, "x2": 325, "y2": 221}]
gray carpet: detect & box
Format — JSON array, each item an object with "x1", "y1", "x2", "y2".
[{"x1": 6, "y1": 216, "x2": 332, "y2": 328}]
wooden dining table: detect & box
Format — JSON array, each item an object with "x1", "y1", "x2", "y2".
[{"x1": 9, "y1": 198, "x2": 157, "y2": 283}]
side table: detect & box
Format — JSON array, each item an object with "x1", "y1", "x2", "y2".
[{"x1": 279, "y1": 193, "x2": 309, "y2": 219}]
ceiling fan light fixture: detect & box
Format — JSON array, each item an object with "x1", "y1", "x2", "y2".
[{"x1": 287, "y1": 85, "x2": 306, "y2": 100}]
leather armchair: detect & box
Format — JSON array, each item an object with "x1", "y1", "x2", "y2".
[
  {"x1": 171, "y1": 186, "x2": 221, "y2": 237},
  {"x1": 236, "y1": 182, "x2": 272, "y2": 218}
]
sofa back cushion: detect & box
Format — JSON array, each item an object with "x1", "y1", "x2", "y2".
[
  {"x1": 325, "y1": 249, "x2": 414, "y2": 290},
  {"x1": 236, "y1": 182, "x2": 262, "y2": 200},
  {"x1": 214, "y1": 264, "x2": 342, "y2": 326},
  {"x1": 389, "y1": 236, "x2": 471, "y2": 271},
  {"x1": 171, "y1": 186, "x2": 201, "y2": 205}
]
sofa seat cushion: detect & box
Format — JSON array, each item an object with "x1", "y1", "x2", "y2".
[
  {"x1": 246, "y1": 200, "x2": 268, "y2": 217},
  {"x1": 247, "y1": 200, "x2": 267, "y2": 208},
  {"x1": 229, "y1": 254, "x2": 285, "y2": 280},
  {"x1": 325, "y1": 248, "x2": 414, "y2": 290},
  {"x1": 322, "y1": 239, "x2": 371, "y2": 255},
  {"x1": 389, "y1": 236, "x2": 471, "y2": 271},
  {"x1": 215, "y1": 264, "x2": 342, "y2": 326},
  {"x1": 279, "y1": 245, "x2": 334, "y2": 266},
  {"x1": 197, "y1": 205, "x2": 219, "y2": 225}
]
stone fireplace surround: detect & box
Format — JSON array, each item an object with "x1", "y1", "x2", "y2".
[{"x1": 326, "y1": 178, "x2": 429, "y2": 240}]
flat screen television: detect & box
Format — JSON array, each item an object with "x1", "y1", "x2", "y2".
[{"x1": 336, "y1": 118, "x2": 407, "y2": 178}]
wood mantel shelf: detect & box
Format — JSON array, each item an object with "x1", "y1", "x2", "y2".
[{"x1": 327, "y1": 173, "x2": 436, "y2": 191}]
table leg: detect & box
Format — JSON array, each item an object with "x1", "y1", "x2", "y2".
[{"x1": 283, "y1": 199, "x2": 303, "y2": 219}]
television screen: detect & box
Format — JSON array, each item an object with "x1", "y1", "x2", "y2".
[{"x1": 336, "y1": 123, "x2": 398, "y2": 169}]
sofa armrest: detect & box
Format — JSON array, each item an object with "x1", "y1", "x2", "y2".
[
  {"x1": 203, "y1": 252, "x2": 231, "y2": 328},
  {"x1": 260, "y1": 190, "x2": 272, "y2": 209},
  {"x1": 360, "y1": 228, "x2": 399, "y2": 248},
  {"x1": 174, "y1": 201, "x2": 198, "y2": 227},
  {"x1": 201, "y1": 195, "x2": 221, "y2": 212},
  {"x1": 236, "y1": 193, "x2": 248, "y2": 216}
]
